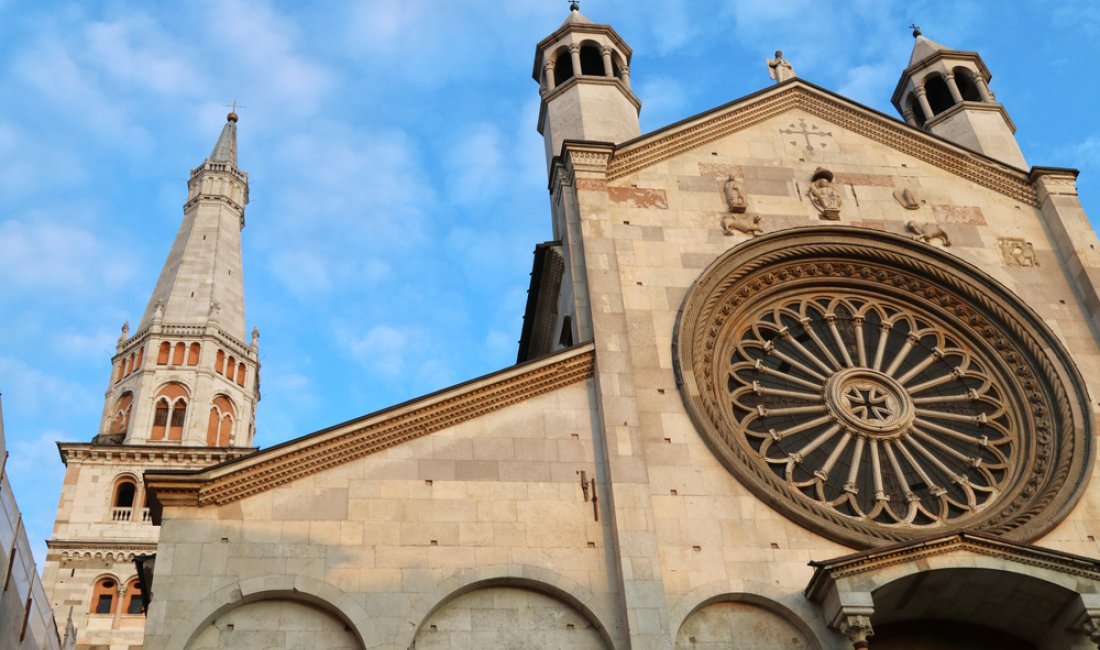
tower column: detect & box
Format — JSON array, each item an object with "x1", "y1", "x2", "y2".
[
  {"x1": 975, "y1": 77, "x2": 993, "y2": 101},
  {"x1": 620, "y1": 64, "x2": 630, "y2": 88},
  {"x1": 569, "y1": 44, "x2": 582, "y2": 76},
  {"x1": 902, "y1": 107, "x2": 918, "y2": 127},
  {"x1": 944, "y1": 72, "x2": 963, "y2": 103},
  {"x1": 543, "y1": 61, "x2": 556, "y2": 91},
  {"x1": 914, "y1": 87, "x2": 935, "y2": 119},
  {"x1": 600, "y1": 46, "x2": 613, "y2": 76}
]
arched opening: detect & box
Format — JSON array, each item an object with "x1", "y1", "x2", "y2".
[
  {"x1": 91, "y1": 577, "x2": 118, "y2": 615},
  {"x1": 215, "y1": 349, "x2": 225, "y2": 374},
  {"x1": 579, "y1": 44, "x2": 603, "y2": 76},
  {"x1": 953, "y1": 66, "x2": 982, "y2": 102},
  {"x1": 924, "y1": 75, "x2": 954, "y2": 115},
  {"x1": 611, "y1": 51, "x2": 624, "y2": 79},
  {"x1": 123, "y1": 579, "x2": 144, "y2": 615},
  {"x1": 186, "y1": 598, "x2": 361, "y2": 649},
  {"x1": 675, "y1": 597, "x2": 817, "y2": 649},
  {"x1": 169, "y1": 398, "x2": 187, "y2": 440},
  {"x1": 907, "y1": 93, "x2": 927, "y2": 128},
  {"x1": 134, "y1": 347, "x2": 143, "y2": 371},
  {"x1": 226, "y1": 356, "x2": 237, "y2": 380},
  {"x1": 152, "y1": 383, "x2": 189, "y2": 441},
  {"x1": 869, "y1": 568, "x2": 1082, "y2": 649},
  {"x1": 125, "y1": 353, "x2": 135, "y2": 376},
  {"x1": 110, "y1": 393, "x2": 134, "y2": 435},
  {"x1": 157, "y1": 341, "x2": 170, "y2": 364},
  {"x1": 172, "y1": 342, "x2": 185, "y2": 365},
  {"x1": 553, "y1": 48, "x2": 574, "y2": 86},
  {"x1": 187, "y1": 342, "x2": 200, "y2": 365},
  {"x1": 236, "y1": 363, "x2": 246, "y2": 386},
  {"x1": 113, "y1": 480, "x2": 136, "y2": 508},
  {"x1": 207, "y1": 395, "x2": 236, "y2": 447}
]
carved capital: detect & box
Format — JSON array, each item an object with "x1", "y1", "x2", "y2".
[
  {"x1": 914, "y1": 86, "x2": 928, "y2": 97},
  {"x1": 838, "y1": 615, "x2": 874, "y2": 649},
  {"x1": 544, "y1": 60, "x2": 556, "y2": 71},
  {"x1": 600, "y1": 46, "x2": 612, "y2": 56},
  {"x1": 568, "y1": 43, "x2": 581, "y2": 54}
]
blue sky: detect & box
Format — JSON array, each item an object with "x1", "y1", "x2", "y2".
[{"x1": 2, "y1": 0, "x2": 1099, "y2": 567}]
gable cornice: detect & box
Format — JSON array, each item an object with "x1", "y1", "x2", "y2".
[
  {"x1": 606, "y1": 82, "x2": 1037, "y2": 207},
  {"x1": 146, "y1": 343, "x2": 596, "y2": 511}
]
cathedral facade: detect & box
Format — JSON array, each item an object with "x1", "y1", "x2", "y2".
[{"x1": 47, "y1": 9, "x2": 1100, "y2": 650}]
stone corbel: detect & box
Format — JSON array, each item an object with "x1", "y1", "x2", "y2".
[{"x1": 821, "y1": 588, "x2": 875, "y2": 650}]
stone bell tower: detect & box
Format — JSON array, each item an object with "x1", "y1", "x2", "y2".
[
  {"x1": 533, "y1": 2, "x2": 641, "y2": 171},
  {"x1": 892, "y1": 27, "x2": 1026, "y2": 168},
  {"x1": 41, "y1": 113, "x2": 258, "y2": 650}
]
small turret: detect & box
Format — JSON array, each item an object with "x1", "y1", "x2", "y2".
[
  {"x1": 533, "y1": 5, "x2": 641, "y2": 173},
  {"x1": 892, "y1": 28, "x2": 1026, "y2": 168}
]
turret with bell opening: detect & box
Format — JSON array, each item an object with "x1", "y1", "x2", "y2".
[
  {"x1": 532, "y1": 3, "x2": 641, "y2": 173},
  {"x1": 892, "y1": 28, "x2": 1026, "y2": 168}
]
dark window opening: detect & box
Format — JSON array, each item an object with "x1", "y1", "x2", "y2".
[
  {"x1": 925, "y1": 75, "x2": 954, "y2": 115},
  {"x1": 114, "y1": 482, "x2": 136, "y2": 508},
  {"x1": 953, "y1": 67, "x2": 981, "y2": 102},
  {"x1": 553, "y1": 52, "x2": 574, "y2": 86},
  {"x1": 579, "y1": 45, "x2": 603, "y2": 76}
]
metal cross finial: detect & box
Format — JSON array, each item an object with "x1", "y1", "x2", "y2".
[
  {"x1": 569, "y1": 0, "x2": 579, "y2": 11},
  {"x1": 224, "y1": 99, "x2": 247, "y2": 113},
  {"x1": 910, "y1": 23, "x2": 922, "y2": 38}
]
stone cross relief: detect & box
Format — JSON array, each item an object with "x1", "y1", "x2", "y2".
[{"x1": 780, "y1": 118, "x2": 832, "y2": 154}]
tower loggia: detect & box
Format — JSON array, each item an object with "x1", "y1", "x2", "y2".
[
  {"x1": 41, "y1": 114, "x2": 259, "y2": 650},
  {"x1": 892, "y1": 28, "x2": 1027, "y2": 168}
]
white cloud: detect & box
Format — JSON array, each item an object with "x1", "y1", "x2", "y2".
[
  {"x1": 343, "y1": 323, "x2": 412, "y2": 377},
  {"x1": 0, "y1": 217, "x2": 136, "y2": 296},
  {"x1": 445, "y1": 123, "x2": 506, "y2": 205}
]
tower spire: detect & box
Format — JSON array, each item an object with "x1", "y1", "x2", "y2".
[
  {"x1": 208, "y1": 111, "x2": 239, "y2": 165},
  {"x1": 98, "y1": 114, "x2": 259, "y2": 448}
]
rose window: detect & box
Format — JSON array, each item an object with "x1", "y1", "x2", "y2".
[
  {"x1": 728, "y1": 295, "x2": 1013, "y2": 527},
  {"x1": 675, "y1": 228, "x2": 1092, "y2": 548}
]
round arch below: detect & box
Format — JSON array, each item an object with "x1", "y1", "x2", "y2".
[
  {"x1": 668, "y1": 581, "x2": 829, "y2": 650},
  {"x1": 397, "y1": 565, "x2": 618, "y2": 650},
  {"x1": 161, "y1": 575, "x2": 374, "y2": 650}
]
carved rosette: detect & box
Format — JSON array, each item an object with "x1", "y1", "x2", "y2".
[{"x1": 674, "y1": 227, "x2": 1092, "y2": 548}]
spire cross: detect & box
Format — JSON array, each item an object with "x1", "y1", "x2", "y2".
[
  {"x1": 224, "y1": 100, "x2": 247, "y2": 114},
  {"x1": 910, "y1": 23, "x2": 922, "y2": 37},
  {"x1": 569, "y1": 0, "x2": 579, "y2": 11}
]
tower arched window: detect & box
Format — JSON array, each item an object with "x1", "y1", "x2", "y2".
[
  {"x1": 226, "y1": 356, "x2": 237, "y2": 379},
  {"x1": 553, "y1": 48, "x2": 574, "y2": 86},
  {"x1": 207, "y1": 395, "x2": 237, "y2": 447},
  {"x1": 579, "y1": 44, "x2": 603, "y2": 76},
  {"x1": 110, "y1": 393, "x2": 134, "y2": 436},
  {"x1": 123, "y1": 579, "x2": 144, "y2": 615},
  {"x1": 157, "y1": 342, "x2": 170, "y2": 364},
  {"x1": 172, "y1": 342, "x2": 185, "y2": 365},
  {"x1": 236, "y1": 363, "x2": 246, "y2": 386},
  {"x1": 953, "y1": 66, "x2": 982, "y2": 102},
  {"x1": 187, "y1": 342, "x2": 200, "y2": 365},
  {"x1": 924, "y1": 74, "x2": 954, "y2": 115},
  {"x1": 215, "y1": 349, "x2": 225, "y2": 374},
  {"x1": 111, "y1": 477, "x2": 138, "y2": 521},
  {"x1": 151, "y1": 383, "x2": 190, "y2": 441},
  {"x1": 90, "y1": 577, "x2": 118, "y2": 615}
]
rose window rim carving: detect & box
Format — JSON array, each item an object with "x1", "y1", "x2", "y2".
[{"x1": 674, "y1": 226, "x2": 1093, "y2": 549}]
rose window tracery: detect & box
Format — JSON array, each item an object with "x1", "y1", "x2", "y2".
[
  {"x1": 729, "y1": 295, "x2": 1013, "y2": 527},
  {"x1": 675, "y1": 228, "x2": 1092, "y2": 548}
]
